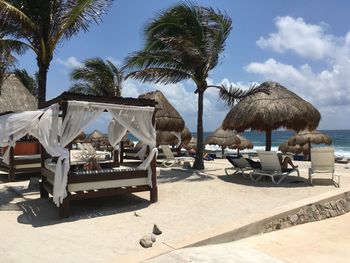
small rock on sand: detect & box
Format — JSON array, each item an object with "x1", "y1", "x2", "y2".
[
  {"x1": 153, "y1": 224, "x2": 162, "y2": 235},
  {"x1": 140, "y1": 235, "x2": 153, "y2": 248}
]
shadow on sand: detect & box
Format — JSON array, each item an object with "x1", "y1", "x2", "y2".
[
  {"x1": 218, "y1": 173, "x2": 335, "y2": 188},
  {"x1": 158, "y1": 168, "x2": 215, "y2": 184},
  {"x1": 15, "y1": 193, "x2": 151, "y2": 228}
]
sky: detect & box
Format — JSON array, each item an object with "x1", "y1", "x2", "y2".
[{"x1": 17, "y1": 0, "x2": 350, "y2": 132}]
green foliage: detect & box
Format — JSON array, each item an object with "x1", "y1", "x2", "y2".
[
  {"x1": 0, "y1": 0, "x2": 113, "y2": 104},
  {"x1": 69, "y1": 57, "x2": 123, "y2": 97},
  {"x1": 13, "y1": 68, "x2": 38, "y2": 97}
]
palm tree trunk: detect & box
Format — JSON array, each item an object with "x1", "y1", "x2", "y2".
[
  {"x1": 193, "y1": 89, "x2": 205, "y2": 169},
  {"x1": 37, "y1": 62, "x2": 49, "y2": 108}
]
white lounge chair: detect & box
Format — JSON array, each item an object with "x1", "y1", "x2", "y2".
[
  {"x1": 252, "y1": 151, "x2": 300, "y2": 184},
  {"x1": 225, "y1": 156, "x2": 254, "y2": 177},
  {"x1": 158, "y1": 145, "x2": 194, "y2": 168},
  {"x1": 309, "y1": 147, "x2": 340, "y2": 187}
]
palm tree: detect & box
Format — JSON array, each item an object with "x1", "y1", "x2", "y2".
[
  {"x1": 0, "y1": 0, "x2": 112, "y2": 107},
  {"x1": 13, "y1": 68, "x2": 38, "y2": 97},
  {"x1": 0, "y1": 35, "x2": 27, "y2": 93},
  {"x1": 69, "y1": 57, "x2": 123, "y2": 97},
  {"x1": 124, "y1": 3, "x2": 263, "y2": 169}
]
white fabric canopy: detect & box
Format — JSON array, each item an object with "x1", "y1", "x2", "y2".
[
  {"x1": 108, "y1": 119, "x2": 127, "y2": 150},
  {"x1": 0, "y1": 100, "x2": 157, "y2": 206},
  {"x1": 0, "y1": 110, "x2": 47, "y2": 163}
]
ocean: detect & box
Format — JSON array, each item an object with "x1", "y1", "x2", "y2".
[{"x1": 129, "y1": 130, "x2": 350, "y2": 158}]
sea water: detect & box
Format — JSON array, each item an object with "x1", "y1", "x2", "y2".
[{"x1": 129, "y1": 130, "x2": 350, "y2": 158}]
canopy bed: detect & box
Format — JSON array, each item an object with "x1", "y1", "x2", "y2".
[{"x1": 0, "y1": 92, "x2": 158, "y2": 218}]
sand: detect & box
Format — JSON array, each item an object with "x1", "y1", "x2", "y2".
[{"x1": 0, "y1": 159, "x2": 349, "y2": 262}]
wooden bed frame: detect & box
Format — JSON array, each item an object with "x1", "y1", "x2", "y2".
[
  {"x1": 0, "y1": 142, "x2": 41, "y2": 181},
  {"x1": 39, "y1": 92, "x2": 158, "y2": 218}
]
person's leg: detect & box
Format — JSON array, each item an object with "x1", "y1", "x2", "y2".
[{"x1": 283, "y1": 156, "x2": 298, "y2": 169}]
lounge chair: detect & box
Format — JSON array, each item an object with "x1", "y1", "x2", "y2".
[
  {"x1": 309, "y1": 147, "x2": 340, "y2": 187},
  {"x1": 225, "y1": 156, "x2": 254, "y2": 177},
  {"x1": 252, "y1": 151, "x2": 300, "y2": 184},
  {"x1": 158, "y1": 145, "x2": 194, "y2": 168}
]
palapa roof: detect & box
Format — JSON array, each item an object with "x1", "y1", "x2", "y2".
[
  {"x1": 156, "y1": 126, "x2": 192, "y2": 146},
  {"x1": 222, "y1": 81, "x2": 321, "y2": 132},
  {"x1": 229, "y1": 134, "x2": 253, "y2": 150},
  {"x1": 0, "y1": 74, "x2": 37, "y2": 113},
  {"x1": 88, "y1": 130, "x2": 105, "y2": 140},
  {"x1": 205, "y1": 127, "x2": 240, "y2": 148},
  {"x1": 279, "y1": 141, "x2": 303, "y2": 154},
  {"x1": 138, "y1": 90, "x2": 185, "y2": 132},
  {"x1": 287, "y1": 130, "x2": 332, "y2": 146}
]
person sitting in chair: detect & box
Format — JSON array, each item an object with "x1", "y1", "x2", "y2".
[{"x1": 278, "y1": 153, "x2": 298, "y2": 170}]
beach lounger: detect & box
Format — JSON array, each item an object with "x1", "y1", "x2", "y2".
[
  {"x1": 309, "y1": 147, "x2": 340, "y2": 187},
  {"x1": 157, "y1": 145, "x2": 193, "y2": 168},
  {"x1": 225, "y1": 156, "x2": 254, "y2": 177},
  {"x1": 252, "y1": 151, "x2": 300, "y2": 184}
]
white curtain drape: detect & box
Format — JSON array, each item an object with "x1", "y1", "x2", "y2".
[
  {"x1": 0, "y1": 110, "x2": 46, "y2": 163},
  {"x1": 107, "y1": 119, "x2": 127, "y2": 150},
  {"x1": 0, "y1": 100, "x2": 157, "y2": 206},
  {"x1": 173, "y1": 132, "x2": 182, "y2": 148},
  {"x1": 37, "y1": 102, "x2": 104, "y2": 206}
]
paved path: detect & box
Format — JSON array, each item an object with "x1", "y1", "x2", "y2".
[{"x1": 147, "y1": 213, "x2": 350, "y2": 263}]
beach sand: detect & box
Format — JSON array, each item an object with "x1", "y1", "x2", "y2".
[{"x1": 0, "y1": 159, "x2": 349, "y2": 262}]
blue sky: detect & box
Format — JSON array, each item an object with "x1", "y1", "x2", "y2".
[{"x1": 17, "y1": 0, "x2": 350, "y2": 132}]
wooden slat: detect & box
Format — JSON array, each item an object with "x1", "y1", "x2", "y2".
[
  {"x1": 68, "y1": 169, "x2": 147, "y2": 184},
  {"x1": 69, "y1": 185, "x2": 150, "y2": 201},
  {"x1": 13, "y1": 158, "x2": 41, "y2": 165}
]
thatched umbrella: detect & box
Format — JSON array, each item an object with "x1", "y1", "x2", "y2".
[
  {"x1": 287, "y1": 130, "x2": 332, "y2": 160},
  {"x1": 138, "y1": 90, "x2": 185, "y2": 132},
  {"x1": 279, "y1": 141, "x2": 303, "y2": 154},
  {"x1": 88, "y1": 130, "x2": 105, "y2": 141},
  {"x1": 222, "y1": 81, "x2": 321, "y2": 151},
  {"x1": 205, "y1": 127, "x2": 240, "y2": 157},
  {"x1": 73, "y1": 131, "x2": 86, "y2": 142},
  {"x1": 187, "y1": 137, "x2": 197, "y2": 150},
  {"x1": 156, "y1": 126, "x2": 192, "y2": 147},
  {"x1": 229, "y1": 134, "x2": 253, "y2": 155},
  {"x1": 0, "y1": 74, "x2": 37, "y2": 113}
]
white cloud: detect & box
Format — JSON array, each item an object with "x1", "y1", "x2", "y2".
[
  {"x1": 106, "y1": 57, "x2": 122, "y2": 66},
  {"x1": 246, "y1": 16, "x2": 350, "y2": 129},
  {"x1": 257, "y1": 16, "x2": 335, "y2": 60},
  {"x1": 56, "y1": 56, "x2": 82, "y2": 68}
]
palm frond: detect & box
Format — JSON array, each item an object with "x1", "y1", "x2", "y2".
[
  {"x1": 57, "y1": 0, "x2": 112, "y2": 45},
  {"x1": 219, "y1": 84, "x2": 270, "y2": 108},
  {"x1": 13, "y1": 68, "x2": 38, "y2": 97},
  {"x1": 126, "y1": 68, "x2": 191, "y2": 84}
]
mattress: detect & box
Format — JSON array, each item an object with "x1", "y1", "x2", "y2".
[{"x1": 43, "y1": 160, "x2": 156, "y2": 192}]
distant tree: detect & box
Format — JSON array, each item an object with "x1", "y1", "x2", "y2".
[
  {"x1": 13, "y1": 68, "x2": 38, "y2": 97},
  {"x1": 69, "y1": 57, "x2": 123, "y2": 97},
  {"x1": 125, "y1": 3, "x2": 263, "y2": 169},
  {"x1": 0, "y1": 0, "x2": 113, "y2": 106}
]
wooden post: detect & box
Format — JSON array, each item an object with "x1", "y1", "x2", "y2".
[
  {"x1": 150, "y1": 110, "x2": 158, "y2": 203},
  {"x1": 265, "y1": 129, "x2": 272, "y2": 151},
  {"x1": 40, "y1": 144, "x2": 49, "y2": 198},
  {"x1": 8, "y1": 146, "x2": 15, "y2": 182},
  {"x1": 59, "y1": 194, "x2": 71, "y2": 218},
  {"x1": 119, "y1": 141, "x2": 124, "y2": 164},
  {"x1": 113, "y1": 148, "x2": 119, "y2": 166},
  {"x1": 221, "y1": 146, "x2": 225, "y2": 159}
]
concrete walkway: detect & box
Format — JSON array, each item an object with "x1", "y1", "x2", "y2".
[{"x1": 147, "y1": 212, "x2": 350, "y2": 263}]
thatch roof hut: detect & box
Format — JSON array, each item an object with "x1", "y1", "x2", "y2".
[
  {"x1": 279, "y1": 141, "x2": 303, "y2": 154},
  {"x1": 73, "y1": 131, "x2": 86, "y2": 142},
  {"x1": 138, "y1": 90, "x2": 185, "y2": 132},
  {"x1": 287, "y1": 130, "x2": 332, "y2": 146},
  {"x1": 0, "y1": 74, "x2": 37, "y2": 113},
  {"x1": 156, "y1": 126, "x2": 192, "y2": 147},
  {"x1": 222, "y1": 81, "x2": 321, "y2": 151},
  {"x1": 187, "y1": 137, "x2": 197, "y2": 150},
  {"x1": 205, "y1": 127, "x2": 240, "y2": 156},
  {"x1": 88, "y1": 130, "x2": 105, "y2": 140},
  {"x1": 229, "y1": 134, "x2": 254, "y2": 155},
  {"x1": 287, "y1": 130, "x2": 332, "y2": 160}
]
